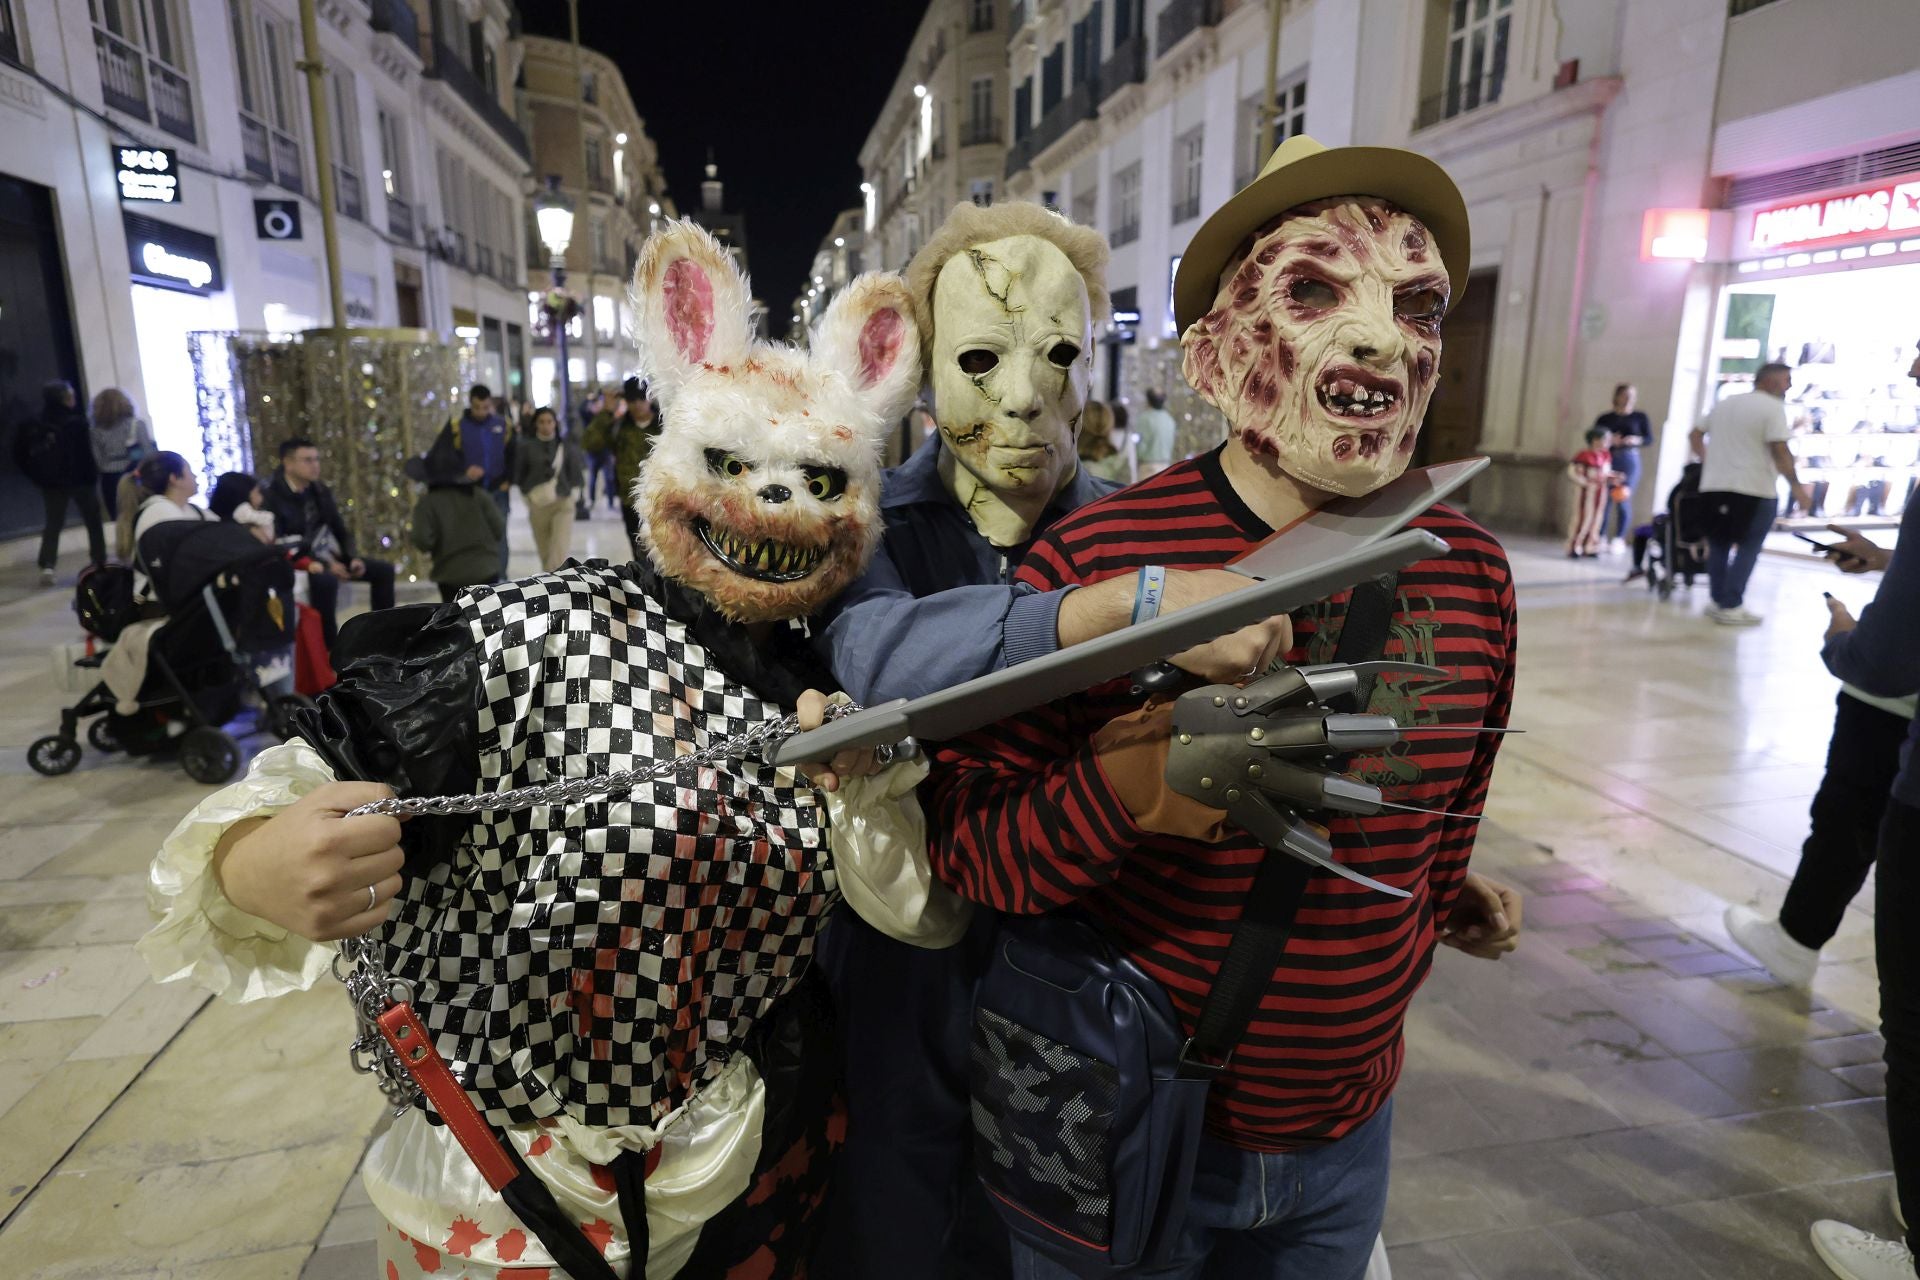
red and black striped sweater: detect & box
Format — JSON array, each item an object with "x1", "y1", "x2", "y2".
[{"x1": 926, "y1": 446, "x2": 1517, "y2": 1152}]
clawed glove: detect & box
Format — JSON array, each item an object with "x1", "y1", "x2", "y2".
[{"x1": 1164, "y1": 661, "x2": 1449, "y2": 898}]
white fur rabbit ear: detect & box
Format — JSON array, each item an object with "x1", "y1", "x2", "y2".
[
  {"x1": 630, "y1": 219, "x2": 754, "y2": 401},
  {"x1": 809, "y1": 273, "x2": 922, "y2": 425}
]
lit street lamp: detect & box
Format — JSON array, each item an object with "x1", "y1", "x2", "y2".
[{"x1": 535, "y1": 176, "x2": 577, "y2": 425}]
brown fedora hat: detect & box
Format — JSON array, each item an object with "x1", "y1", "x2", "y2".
[{"x1": 1172, "y1": 134, "x2": 1471, "y2": 335}]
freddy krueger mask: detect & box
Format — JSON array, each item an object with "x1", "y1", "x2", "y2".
[
  {"x1": 630, "y1": 220, "x2": 920, "y2": 622},
  {"x1": 1180, "y1": 197, "x2": 1448, "y2": 497},
  {"x1": 909, "y1": 203, "x2": 1108, "y2": 548}
]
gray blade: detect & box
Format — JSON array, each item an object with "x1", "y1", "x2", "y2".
[
  {"x1": 1230, "y1": 457, "x2": 1488, "y2": 580},
  {"x1": 772, "y1": 527, "x2": 1451, "y2": 764}
]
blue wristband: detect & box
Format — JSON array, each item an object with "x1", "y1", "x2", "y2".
[{"x1": 1132, "y1": 565, "x2": 1167, "y2": 626}]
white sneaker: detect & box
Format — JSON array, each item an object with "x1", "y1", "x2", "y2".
[
  {"x1": 1707, "y1": 605, "x2": 1764, "y2": 626},
  {"x1": 1723, "y1": 904, "x2": 1819, "y2": 988},
  {"x1": 39, "y1": 568, "x2": 55, "y2": 586},
  {"x1": 1811, "y1": 1220, "x2": 1917, "y2": 1279}
]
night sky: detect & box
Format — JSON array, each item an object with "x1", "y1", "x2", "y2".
[{"x1": 517, "y1": 1, "x2": 926, "y2": 318}]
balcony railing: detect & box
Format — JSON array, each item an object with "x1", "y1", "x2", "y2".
[
  {"x1": 427, "y1": 39, "x2": 531, "y2": 161},
  {"x1": 369, "y1": 0, "x2": 420, "y2": 54},
  {"x1": 588, "y1": 169, "x2": 613, "y2": 196},
  {"x1": 1155, "y1": 0, "x2": 1221, "y2": 58},
  {"x1": 1004, "y1": 132, "x2": 1035, "y2": 180},
  {"x1": 1098, "y1": 33, "x2": 1147, "y2": 102},
  {"x1": 93, "y1": 27, "x2": 196, "y2": 143},
  {"x1": 1171, "y1": 194, "x2": 1201, "y2": 224},
  {"x1": 240, "y1": 113, "x2": 273, "y2": 180},
  {"x1": 930, "y1": 136, "x2": 947, "y2": 162},
  {"x1": 94, "y1": 28, "x2": 148, "y2": 118},
  {"x1": 269, "y1": 126, "x2": 304, "y2": 194},
  {"x1": 1030, "y1": 80, "x2": 1094, "y2": 158},
  {"x1": 476, "y1": 243, "x2": 495, "y2": 279},
  {"x1": 1415, "y1": 73, "x2": 1506, "y2": 129},
  {"x1": 1007, "y1": 0, "x2": 1027, "y2": 41},
  {"x1": 334, "y1": 166, "x2": 364, "y2": 221},
  {"x1": 1111, "y1": 219, "x2": 1140, "y2": 248},
  {"x1": 967, "y1": 2, "x2": 994, "y2": 33},
  {"x1": 960, "y1": 117, "x2": 1001, "y2": 147},
  {"x1": 387, "y1": 193, "x2": 415, "y2": 242}
]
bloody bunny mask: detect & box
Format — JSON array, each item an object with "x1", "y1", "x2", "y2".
[
  {"x1": 1181, "y1": 198, "x2": 1448, "y2": 497},
  {"x1": 631, "y1": 221, "x2": 919, "y2": 623}
]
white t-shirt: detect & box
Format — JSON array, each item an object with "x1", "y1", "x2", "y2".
[{"x1": 1698, "y1": 390, "x2": 1790, "y2": 498}]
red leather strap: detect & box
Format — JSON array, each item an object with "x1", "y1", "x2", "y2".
[{"x1": 377, "y1": 1002, "x2": 520, "y2": 1192}]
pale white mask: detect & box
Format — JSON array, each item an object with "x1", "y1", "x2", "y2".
[{"x1": 929, "y1": 234, "x2": 1091, "y2": 547}]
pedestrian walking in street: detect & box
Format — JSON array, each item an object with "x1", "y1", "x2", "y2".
[
  {"x1": 582, "y1": 376, "x2": 662, "y2": 550},
  {"x1": 1134, "y1": 386, "x2": 1177, "y2": 478},
  {"x1": 408, "y1": 435, "x2": 506, "y2": 602},
  {"x1": 1077, "y1": 399, "x2": 1129, "y2": 483},
  {"x1": 1689, "y1": 362, "x2": 1813, "y2": 625},
  {"x1": 510, "y1": 406, "x2": 585, "y2": 572},
  {"x1": 1596, "y1": 382, "x2": 1651, "y2": 551},
  {"x1": 1566, "y1": 425, "x2": 1615, "y2": 557},
  {"x1": 88, "y1": 387, "x2": 154, "y2": 520},
  {"x1": 262, "y1": 438, "x2": 396, "y2": 646},
  {"x1": 449, "y1": 383, "x2": 512, "y2": 578},
  {"x1": 15, "y1": 379, "x2": 106, "y2": 585}
]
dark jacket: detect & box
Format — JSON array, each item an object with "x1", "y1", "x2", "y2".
[
  {"x1": 411, "y1": 481, "x2": 506, "y2": 587},
  {"x1": 453, "y1": 410, "x2": 511, "y2": 488},
  {"x1": 264, "y1": 469, "x2": 357, "y2": 563},
  {"x1": 14, "y1": 391, "x2": 97, "y2": 490},
  {"x1": 583, "y1": 408, "x2": 662, "y2": 505},
  {"x1": 511, "y1": 432, "x2": 586, "y2": 499}
]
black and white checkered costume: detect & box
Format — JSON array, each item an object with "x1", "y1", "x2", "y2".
[{"x1": 368, "y1": 562, "x2": 836, "y2": 1130}]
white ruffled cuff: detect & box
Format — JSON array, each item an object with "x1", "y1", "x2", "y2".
[
  {"x1": 825, "y1": 754, "x2": 973, "y2": 949},
  {"x1": 136, "y1": 739, "x2": 342, "y2": 1003}
]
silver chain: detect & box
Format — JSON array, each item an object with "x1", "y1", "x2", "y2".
[
  {"x1": 342, "y1": 700, "x2": 862, "y2": 820},
  {"x1": 331, "y1": 700, "x2": 863, "y2": 1114}
]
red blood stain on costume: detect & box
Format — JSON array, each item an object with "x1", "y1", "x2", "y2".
[
  {"x1": 580, "y1": 1218, "x2": 616, "y2": 1255},
  {"x1": 664, "y1": 259, "x2": 714, "y2": 362},
  {"x1": 385, "y1": 1264, "x2": 400, "y2": 1280},
  {"x1": 589, "y1": 1162, "x2": 618, "y2": 1194},
  {"x1": 500, "y1": 1270, "x2": 551, "y2": 1280},
  {"x1": 747, "y1": 1132, "x2": 818, "y2": 1206},
  {"x1": 527, "y1": 1134, "x2": 553, "y2": 1158},
  {"x1": 495, "y1": 1228, "x2": 529, "y2": 1262},
  {"x1": 443, "y1": 1217, "x2": 490, "y2": 1257},
  {"x1": 410, "y1": 1238, "x2": 442, "y2": 1272}
]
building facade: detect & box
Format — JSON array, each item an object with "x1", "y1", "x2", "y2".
[
  {"x1": 788, "y1": 206, "x2": 867, "y2": 341},
  {"x1": 859, "y1": 0, "x2": 1010, "y2": 274},
  {"x1": 0, "y1": 0, "x2": 529, "y2": 536},
  {"x1": 520, "y1": 32, "x2": 668, "y2": 412},
  {"x1": 861, "y1": 0, "x2": 1918, "y2": 534}
]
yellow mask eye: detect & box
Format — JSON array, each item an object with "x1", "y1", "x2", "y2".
[
  {"x1": 804, "y1": 467, "x2": 848, "y2": 501},
  {"x1": 704, "y1": 448, "x2": 750, "y2": 478}
]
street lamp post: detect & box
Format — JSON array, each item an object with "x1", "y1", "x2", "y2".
[{"x1": 535, "y1": 176, "x2": 577, "y2": 426}]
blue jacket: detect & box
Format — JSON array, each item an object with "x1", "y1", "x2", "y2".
[
  {"x1": 815, "y1": 441, "x2": 1118, "y2": 704},
  {"x1": 1824, "y1": 496, "x2": 1920, "y2": 806},
  {"x1": 455, "y1": 410, "x2": 509, "y2": 487}
]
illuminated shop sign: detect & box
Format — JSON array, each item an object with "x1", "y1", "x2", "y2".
[
  {"x1": 1748, "y1": 175, "x2": 1920, "y2": 252},
  {"x1": 124, "y1": 212, "x2": 222, "y2": 295},
  {"x1": 115, "y1": 146, "x2": 179, "y2": 204}
]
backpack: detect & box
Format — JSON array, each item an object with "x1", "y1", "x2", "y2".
[{"x1": 74, "y1": 563, "x2": 140, "y2": 642}]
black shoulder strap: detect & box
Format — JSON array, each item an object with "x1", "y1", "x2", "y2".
[{"x1": 1182, "y1": 572, "x2": 1400, "y2": 1076}]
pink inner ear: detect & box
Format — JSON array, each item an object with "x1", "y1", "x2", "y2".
[
  {"x1": 663, "y1": 258, "x2": 714, "y2": 364},
  {"x1": 856, "y1": 307, "x2": 906, "y2": 388}
]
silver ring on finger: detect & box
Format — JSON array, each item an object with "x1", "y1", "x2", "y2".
[{"x1": 366, "y1": 884, "x2": 378, "y2": 913}]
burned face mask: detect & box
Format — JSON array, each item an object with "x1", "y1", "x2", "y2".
[
  {"x1": 929, "y1": 234, "x2": 1091, "y2": 547},
  {"x1": 1181, "y1": 198, "x2": 1447, "y2": 497}
]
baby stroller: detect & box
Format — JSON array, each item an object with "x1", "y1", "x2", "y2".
[
  {"x1": 1643, "y1": 462, "x2": 1711, "y2": 600},
  {"x1": 27, "y1": 520, "x2": 312, "y2": 784}
]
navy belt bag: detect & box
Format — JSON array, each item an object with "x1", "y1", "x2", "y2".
[{"x1": 966, "y1": 575, "x2": 1401, "y2": 1276}]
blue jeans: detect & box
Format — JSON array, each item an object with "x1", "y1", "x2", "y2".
[
  {"x1": 1011, "y1": 1100, "x2": 1394, "y2": 1280},
  {"x1": 492, "y1": 488, "x2": 511, "y2": 578},
  {"x1": 1703, "y1": 491, "x2": 1777, "y2": 608}
]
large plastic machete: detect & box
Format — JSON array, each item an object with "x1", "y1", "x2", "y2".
[{"x1": 772, "y1": 526, "x2": 1449, "y2": 766}]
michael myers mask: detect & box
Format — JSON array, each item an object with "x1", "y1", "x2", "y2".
[
  {"x1": 630, "y1": 221, "x2": 919, "y2": 623},
  {"x1": 1181, "y1": 198, "x2": 1447, "y2": 497},
  {"x1": 923, "y1": 225, "x2": 1097, "y2": 548}
]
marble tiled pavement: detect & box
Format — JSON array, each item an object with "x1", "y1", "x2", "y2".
[{"x1": 0, "y1": 505, "x2": 1897, "y2": 1278}]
